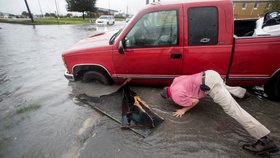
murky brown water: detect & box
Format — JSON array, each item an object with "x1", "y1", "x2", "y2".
[{"x1": 0, "y1": 22, "x2": 279, "y2": 158}]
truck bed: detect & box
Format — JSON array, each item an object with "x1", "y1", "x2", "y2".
[
  {"x1": 228, "y1": 36, "x2": 280, "y2": 86},
  {"x1": 234, "y1": 19, "x2": 258, "y2": 37}
]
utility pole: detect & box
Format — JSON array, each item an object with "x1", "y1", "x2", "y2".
[
  {"x1": 54, "y1": 0, "x2": 59, "y2": 17},
  {"x1": 24, "y1": 0, "x2": 34, "y2": 22},
  {"x1": 54, "y1": 0, "x2": 60, "y2": 23},
  {"x1": 108, "y1": 0, "x2": 111, "y2": 15},
  {"x1": 126, "y1": 0, "x2": 128, "y2": 16}
]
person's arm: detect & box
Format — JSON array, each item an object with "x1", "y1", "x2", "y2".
[{"x1": 173, "y1": 99, "x2": 199, "y2": 117}]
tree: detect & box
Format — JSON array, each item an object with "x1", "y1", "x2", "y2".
[
  {"x1": 45, "y1": 13, "x2": 50, "y2": 17},
  {"x1": 66, "y1": 0, "x2": 96, "y2": 20},
  {"x1": 66, "y1": 13, "x2": 73, "y2": 18},
  {"x1": 21, "y1": 11, "x2": 29, "y2": 17},
  {"x1": 50, "y1": 13, "x2": 57, "y2": 17}
]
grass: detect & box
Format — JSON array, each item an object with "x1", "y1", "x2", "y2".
[
  {"x1": 0, "y1": 136, "x2": 12, "y2": 149},
  {"x1": 36, "y1": 18, "x2": 94, "y2": 24},
  {"x1": 16, "y1": 102, "x2": 41, "y2": 114},
  {"x1": 0, "y1": 17, "x2": 96, "y2": 25},
  {"x1": 3, "y1": 119, "x2": 21, "y2": 129},
  {"x1": 0, "y1": 102, "x2": 41, "y2": 130},
  {"x1": 22, "y1": 152, "x2": 39, "y2": 158}
]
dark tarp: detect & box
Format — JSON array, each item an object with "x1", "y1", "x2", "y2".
[{"x1": 77, "y1": 85, "x2": 164, "y2": 137}]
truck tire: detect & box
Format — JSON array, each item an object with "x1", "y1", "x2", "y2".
[
  {"x1": 82, "y1": 71, "x2": 112, "y2": 85},
  {"x1": 264, "y1": 73, "x2": 280, "y2": 101}
]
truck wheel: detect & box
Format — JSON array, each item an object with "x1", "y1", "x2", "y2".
[
  {"x1": 264, "y1": 73, "x2": 280, "y2": 101},
  {"x1": 82, "y1": 71, "x2": 112, "y2": 85}
]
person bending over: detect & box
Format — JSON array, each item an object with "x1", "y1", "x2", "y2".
[{"x1": 160, "y1": 70, "x2": 279, "y2": 155}]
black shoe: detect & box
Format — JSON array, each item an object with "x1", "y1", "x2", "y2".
[{"x1": 242, "y1": 140, "x2": 279, "y2": 155}]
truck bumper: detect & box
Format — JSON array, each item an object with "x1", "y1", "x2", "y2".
[{"x1": 64, "y1": 71, "x2": 75, "y2": 81}]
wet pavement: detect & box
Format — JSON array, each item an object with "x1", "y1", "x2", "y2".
[{"x1": 0, "y1": 22, "x2": 280, "y2": 158}]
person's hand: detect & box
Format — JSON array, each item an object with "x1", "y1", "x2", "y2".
[
  {"x1": 172, "y1": 100, "x2": 198, "y2": 118},
  {"x1": 173, "y1": 109, "x2": 187, "y2": 118}
]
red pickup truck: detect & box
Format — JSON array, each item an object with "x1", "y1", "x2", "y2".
[{"x1": 62, "y1": 0, "x2": 280, "y2": 101}]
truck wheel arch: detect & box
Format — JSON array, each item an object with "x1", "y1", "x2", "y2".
[
  {"x1": 72, "y1": 64, "x2": 113, "y2": 84},
  {"x1": 264, "y1": 69, "x2": 280, "y2": 101}
]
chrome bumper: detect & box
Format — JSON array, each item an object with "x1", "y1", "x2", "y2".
[{"x1": 64, "y1": 71, "x2": 75, "y2": 81}]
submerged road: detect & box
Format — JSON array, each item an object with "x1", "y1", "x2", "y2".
[{"x1": 0, "y1": 22, "x2": 279, "y2": 158}]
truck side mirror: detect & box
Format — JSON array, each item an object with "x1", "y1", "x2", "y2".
[{"x1": 118, "y1": 41, "x2": 125, "y2": 54}]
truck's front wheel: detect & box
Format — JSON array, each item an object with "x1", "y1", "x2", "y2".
[
  {"x1": 82, "y1": 71, "x2": 112, "y2": 85},
  {"x1": 264, "y1": 73, "x2": 280, "y2": 101}
]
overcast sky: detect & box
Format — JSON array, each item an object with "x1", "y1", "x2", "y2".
[{"x1": 0, "y1": 0, "x2": 155, "y2": 15}]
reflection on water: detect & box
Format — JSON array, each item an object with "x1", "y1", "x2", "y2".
[{"x1": 0, "y1": 22, "x2": 279, "y2": 158}]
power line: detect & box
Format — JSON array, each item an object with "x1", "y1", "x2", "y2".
[{"x1": 37, "y1": 0, "x2": 43, "y2": 17}]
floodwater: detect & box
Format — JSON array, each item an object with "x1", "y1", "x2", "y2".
[{"x1": 0, "y1": 22, "x2": 279, "y2": 158}]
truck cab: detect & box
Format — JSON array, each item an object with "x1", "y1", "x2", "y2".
[{"x1": 62, "y1": 0, "x2": 280, "y2": 100}]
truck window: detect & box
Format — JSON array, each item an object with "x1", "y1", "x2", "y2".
[
  {"x1": 188, "y1": 7, "x2": 218, "y2": 46},
  {"x1": 124, "y1": 10, "x2": 178, "y2": 48}
]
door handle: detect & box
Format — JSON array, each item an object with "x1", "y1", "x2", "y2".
[{"x1": 170, "y1": 53, "x2": 182, "y2": 59}]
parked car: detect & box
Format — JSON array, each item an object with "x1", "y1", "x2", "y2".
[
  {"x1": 95, "y1": 15, "x2": 115, "y2": 25},
  {"x1": 62, "y1": 0, "x2": 280, "y2": 101}
]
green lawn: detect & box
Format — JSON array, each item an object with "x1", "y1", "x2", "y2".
[
  {"x1": 36, "y1": 18, "x2": 95, "y2": 24},
  {"x1": 0, "y1": 17, "x2": 96, "y2": 25}
]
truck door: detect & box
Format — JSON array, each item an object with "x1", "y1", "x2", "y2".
[
  {"x1": 113, "y1": 7, "x2": 183, "y2": 81},
  {"x1": 182, "y1": 6, "x2": 233, "y2": 77}
]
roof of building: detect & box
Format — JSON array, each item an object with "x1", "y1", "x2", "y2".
[{"x1": 96, "y1": 7, "x2": 118, "y2": 13}]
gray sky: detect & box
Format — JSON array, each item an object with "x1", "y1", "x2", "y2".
[{"x1": 0, "y1": 0, "x2": 151, "y2": 15}]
